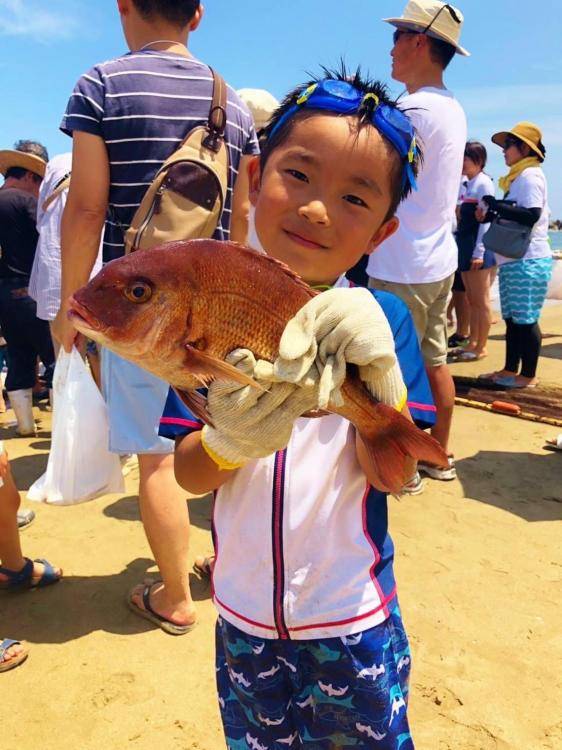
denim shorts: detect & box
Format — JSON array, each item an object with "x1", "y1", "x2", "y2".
[{"x1": 101, "y1": 348, "x2": 174, "y2": 455}]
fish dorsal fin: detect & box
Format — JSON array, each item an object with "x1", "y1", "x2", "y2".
[{"x1": 226, "y1": 242, "x2": 316, "y2": 298}]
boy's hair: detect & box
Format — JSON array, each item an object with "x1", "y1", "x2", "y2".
[
  {"x1": 464, "y1": 141, "x2": 487, "y2": 169},
  {"x1": 427, "y1": 36, "x2": 456, "y2": 69},
  {"x1": 260, "y1": 66, "x2": 421, "y2": 220},
  {"x1": 132, "y1": 0, "x2": 200, "y2": 27}
]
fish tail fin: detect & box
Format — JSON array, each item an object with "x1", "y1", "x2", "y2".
[{"x1": 358, "y1": 403, "x2": 448, "y2": 494}]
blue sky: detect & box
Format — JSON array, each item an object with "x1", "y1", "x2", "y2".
[{"x1": 1, "y1": 0, "x2": 561, "y2": 216}]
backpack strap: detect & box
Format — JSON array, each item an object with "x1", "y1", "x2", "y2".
[
  {"x1": 42, "y1": 173, "x2": 71, "y2": 211},
  {"x1": 202, "y1": 69, "x2": 227, "y2": 154}
]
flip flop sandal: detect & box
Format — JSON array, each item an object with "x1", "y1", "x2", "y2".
[
  {"x1": 0, "y1": 639, "x2": 28, "y2": 673},
  {"x1": 0, "y1": 558, "x2": 62, "y2": 591},
  {"x1": 193, "y1": 556, "x2": 214, "y2": 578},
  {"x1": 456, "y1": 351, "x2": 487, "y2": 362},
  {"x1": 494, "y1": 376, "x2": 538, "y2": 389},
  {"x1": 127, "y1": 584, "x2": 197, "y2": 636},
  {"x1": 17, "y1": 509, "x2": 35, "y2": 531},
  {"x1": 544, "y1": 435, "x2": 562, "y2": 452}
]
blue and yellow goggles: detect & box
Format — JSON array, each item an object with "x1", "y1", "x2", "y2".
[{"x1": 269, "y1": 79, "x2": 418, "y2": 192}]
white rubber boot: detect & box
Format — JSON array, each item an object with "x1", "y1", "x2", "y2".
[{"x1": 8, "y1": 389, "x2": 37, "y2": 436}]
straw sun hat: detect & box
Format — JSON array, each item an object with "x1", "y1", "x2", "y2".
[
  {"x1": 237, "y1": 88, "x2": 280, "y2": 131},
  {"x1": 384, "y1": 0, "x2": 470, "y2": 57},
  {"x1": 491, "y1": 122, "x2": 545, "y2": 159},
  {"x1": 0, "y1": 149, "x2": 47, "y2": 178}
]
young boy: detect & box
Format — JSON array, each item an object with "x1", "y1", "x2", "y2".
[{"x1": 160, "y1": 71, "x2": 435, "y2": 749}]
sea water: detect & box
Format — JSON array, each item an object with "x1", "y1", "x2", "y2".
[{"x1": 548, "y1": 230, "x2": 562, "y2": 251}]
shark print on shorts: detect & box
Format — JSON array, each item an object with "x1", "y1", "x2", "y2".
[{"x1": 215, "y1": 607, "x2": 414, "y2": 749}]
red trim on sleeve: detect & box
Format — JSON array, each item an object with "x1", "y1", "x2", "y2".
[
  {"x1": 160, "y1": 417, "x2": 202, "y2": 430},
  {"x1": 407, "y1": 401, "x2": 436, "y2": 413}
]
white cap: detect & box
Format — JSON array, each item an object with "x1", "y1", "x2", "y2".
[{"x1": 237, "y1": 88, "x2": 280, "y2": 130}]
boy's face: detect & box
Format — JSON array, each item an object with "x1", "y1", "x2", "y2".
[{"x1": 249, "y1": 115, "x2": 399, "y2": 286}]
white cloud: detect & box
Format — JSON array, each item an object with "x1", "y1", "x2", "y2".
[{"x1": 0, "y1": 0, "x2": 78, "y2": 41}]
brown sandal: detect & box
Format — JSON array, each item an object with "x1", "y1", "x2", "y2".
[{"x1": 193, "y1": 555, "x2": 215, "y2": 578}]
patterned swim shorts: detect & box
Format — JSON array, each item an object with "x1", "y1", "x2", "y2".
[{"x1": 215, "y1": 607, "x2": 414, "y2": 749}]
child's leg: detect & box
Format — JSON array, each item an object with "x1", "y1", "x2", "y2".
[
  {"x1": 215, "y1": 618, "x2": 299, "y2": 748},
  {"x1": 0, "y1": 462, "x2": 25, "y2": 572},
  {"x1": 291, "y1": 608, "x2": 414, "y2": 748}
]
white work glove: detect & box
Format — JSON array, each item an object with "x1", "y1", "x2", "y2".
[
  {"x1": 264, "y1": 287, "x2": 406, "y2": 410},
  {"x1": 201, "y1": 349, "x2": 320, "y2": 470}
]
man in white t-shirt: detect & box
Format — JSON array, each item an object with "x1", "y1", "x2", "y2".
[{"x1": 368, "y1": 0, "x2": 468, "y2": 481}]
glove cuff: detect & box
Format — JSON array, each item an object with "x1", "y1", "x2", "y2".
[{"x1": 201, "y1": 426, "x2": 249, "y2": 471}]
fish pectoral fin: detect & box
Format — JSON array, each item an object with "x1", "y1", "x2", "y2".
[
  {"x1": 174, "y1": 387, "x2": 214, "y2": 428},
  {"x1": 184, "y1": 345, "x2": 264, "y2": 391}
]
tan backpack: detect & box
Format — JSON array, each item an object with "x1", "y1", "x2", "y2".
[{"x1": 124, "y1": 69, "x2": 229, "y2": 254}]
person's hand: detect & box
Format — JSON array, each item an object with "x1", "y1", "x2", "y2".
[
  {"x1": 273, "y1": 287, "x2": 406, "y2": 410},
  {"x1": 201, "y1": 349, "x2": 320, "y2": 470},
  {"x1": 470, "y1": 258, "x2": 484, "y2": 270},
  {"x1": 52, "y1": 300, "x2": 83, "y2": 353},
  {"x1": 475, "y1": 207, "x2": 487, "y2": 223}
]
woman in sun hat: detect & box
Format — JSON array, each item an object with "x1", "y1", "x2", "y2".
[{"x1": 478, "y1": 122, "x2": 552, "y2": 388}]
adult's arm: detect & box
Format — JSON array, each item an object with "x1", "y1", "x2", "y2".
[
  {"x1": 52, "y1": 132, "x2": 109, "y2": 351},
  {"x1": 229, "y1": 155, "x2": 252, "y2": 244},
  {"x1": 481, "y1": 196, "x2": 541, "y2": 227}
]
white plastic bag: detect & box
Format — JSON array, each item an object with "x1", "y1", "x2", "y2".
[{"x1": 28, "y1": 348, "x2": 124, "y2": 505}]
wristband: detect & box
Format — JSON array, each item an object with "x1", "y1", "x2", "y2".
[
  {"x1": 200, "y1": 426, "x2": 248, "y2": 472},
  {"x1": 394, "y1": 386, "x2": 408, "y2": 413}
]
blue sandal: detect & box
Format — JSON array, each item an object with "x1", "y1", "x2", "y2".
[
  {"x1": 0, "y1": 639, "x2": 28, "y2": 672},
  {"x1": 0, "y1": 557, "x2": 62, "y2": 591}
]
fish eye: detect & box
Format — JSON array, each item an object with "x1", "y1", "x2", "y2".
[{"x1": 124, "y1": 281, "x2": 152, "y2": 304}]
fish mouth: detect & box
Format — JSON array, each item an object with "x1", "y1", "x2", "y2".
[
  {"x1": 67, "y1": 297, "x2": 104, "y2": 335},
  {"x1": 283, "y1": 229, "x2": 329, "y2": 250}
]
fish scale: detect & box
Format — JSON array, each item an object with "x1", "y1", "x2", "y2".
[{"x1": 70, "y1": 239, "x2": 448, "y2": 492}]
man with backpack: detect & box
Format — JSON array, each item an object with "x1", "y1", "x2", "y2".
[{"x1": 53, "y1": 0, "x2": 259, "y2": 634}]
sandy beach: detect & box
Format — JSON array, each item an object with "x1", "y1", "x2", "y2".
[{"x1": 2, "y1": 304, "x2": 561, "y2": 750}]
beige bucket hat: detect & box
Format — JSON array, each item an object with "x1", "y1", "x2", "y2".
[
  {"x1": 237, "y1": 88, "x2": 280, "y2": 131},
  {"x1": 0, "y1": 149, "x2": 47, "y2": 178},
  {"x1": 384, "y1": 0, "x2": 470, "y2": 57}
]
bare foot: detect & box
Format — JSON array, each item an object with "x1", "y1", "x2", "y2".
[
  {"x1": 129, "y1": 581, "x2": 197, "y2": 627},
  {"x1": 193, "y1": 555, "x2": 215, "y2": 578},
  {"x1": 0, "y1": 639, "x2": 28, "y2": 671}
]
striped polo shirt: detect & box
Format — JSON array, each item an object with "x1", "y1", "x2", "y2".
[{"x1": 61, "y1": 50, "x2": 259, "y2": 261}]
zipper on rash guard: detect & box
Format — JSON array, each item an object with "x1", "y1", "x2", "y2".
[{"x1": 272, "y1": 449, "x2": 290, "y2": 640}]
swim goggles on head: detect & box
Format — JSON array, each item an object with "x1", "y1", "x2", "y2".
[{"x1": 268, "y1": 79, "x2": 418, "y2": 191}]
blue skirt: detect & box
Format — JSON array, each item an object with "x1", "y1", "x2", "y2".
[{"x1": 499, "y1": 257, "x2": 553, "y2": 324}]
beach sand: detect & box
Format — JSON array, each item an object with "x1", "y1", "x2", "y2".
[{"x1": 2, "y1": 304, "x2": 561, "y2": 750}]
